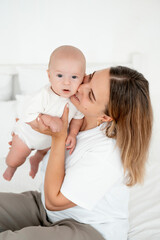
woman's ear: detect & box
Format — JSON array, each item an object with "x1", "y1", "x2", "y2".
[{"x1": 97, "y1": 114, "x2": 113, "y2": 126}]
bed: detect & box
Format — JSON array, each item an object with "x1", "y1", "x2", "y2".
[{"x1": 0, "y1": 57, "x2": 159, "y2": 240}]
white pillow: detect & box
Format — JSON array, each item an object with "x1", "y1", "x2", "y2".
[
  {"x1": 0, "y1": 74, "x2": 12, "y2": 101},
  {"x1": 15, "y1": 94, "x2": 33, "y2": 119},
  {"x1": 17, "y1": 66, "x2": 48, "y2": 95},
  {"x1": 0, "y1": 100, "x2": 17, "y2": 158}
]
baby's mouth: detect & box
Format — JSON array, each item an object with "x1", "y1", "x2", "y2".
[{"x1": 63, "y1": 89, "x2": 70, "y2": 93}]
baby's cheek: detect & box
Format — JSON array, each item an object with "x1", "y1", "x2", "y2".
[
  {"x1": 70, "y1": 85, "x2": 78, "y2": 94},
  {"x1": 75, "y1": 82, "x2": 82, "y2": 91}
]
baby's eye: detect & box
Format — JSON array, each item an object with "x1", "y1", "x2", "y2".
[
  {"x1": 57, "y1": 74, "x2": 63, "y2": 78},
  {"x1": 72, "y1": 76, "x2": 77, "y2": 79}
]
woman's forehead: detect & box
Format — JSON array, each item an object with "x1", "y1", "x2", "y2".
[
  {"x1": 92, "y1": 69, "x2": 110, "y2": 88},
  {"x1": 91, "y1": 68, "x2": 110, "y2": 103}
]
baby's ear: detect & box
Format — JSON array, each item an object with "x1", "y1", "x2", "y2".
[{"x1": 47, "y1": 69, "x2": 50, "y2": 79}]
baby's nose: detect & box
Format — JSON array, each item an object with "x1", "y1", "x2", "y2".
[{"x1": 64, "y1": 77, "x2": 70, "y2": 84}]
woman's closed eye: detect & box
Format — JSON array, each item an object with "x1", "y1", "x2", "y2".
[
  {"x1": 88, "y1": 91, "x2": 92, "y2": 101},
  {"x1": 88, "y1": 89, "x2": 96, "y2": 102}
]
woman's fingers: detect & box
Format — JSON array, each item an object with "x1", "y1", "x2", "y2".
[
  {"x1": 61, "y1": 104, "x2": 69, "y2": 124},
  {"x1": 8, "y1": 131, "x2": 15, "y2": 148},
  {"x1": 11, "y1": 132, "x2": 15, "y2": 137},
  {"x1": 36, "y1": 115, "x2": 49, "y2": 131},
  {"x1": 30, "y1": 106, "x2": 69, "y2": 137}
]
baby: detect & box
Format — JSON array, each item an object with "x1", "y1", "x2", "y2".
[{"x1": 3, "y1": 45, "x2": 85, "y2": 181}]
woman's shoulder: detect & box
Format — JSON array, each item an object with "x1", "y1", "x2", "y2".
[
  {"x1": 77, "y1": 124, "x2": 120, "y2": 162},
  {"x1": 78, "y1": 124, "x2": 117, "y2": 149}
]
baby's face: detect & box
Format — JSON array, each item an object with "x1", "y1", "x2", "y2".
[{"x1": 48, "y1": 57, "x2": 85, "y2": 98}]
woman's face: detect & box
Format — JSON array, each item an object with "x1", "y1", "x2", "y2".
[{"x1": 70, "y1": 68, "x2": 110, "y2": 118}]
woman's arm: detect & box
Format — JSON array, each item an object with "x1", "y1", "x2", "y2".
[
  {"x1": 30, "y1": 105, "x2": 76, "y2": 211},
  {"x1": 44, "y1": 135, "x2": 76, "y2": 210}
]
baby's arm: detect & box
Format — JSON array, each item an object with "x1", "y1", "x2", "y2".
[
  {"x1": 66, "y1": 118, "x2": 83, "y2": 154},
  {"x1": 28, "y1": 115, "x2": 63, "y2": 133}
]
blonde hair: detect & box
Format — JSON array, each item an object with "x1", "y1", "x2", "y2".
[{"x1": 105, "y1": 66, "x2": 153, "y2": 186}]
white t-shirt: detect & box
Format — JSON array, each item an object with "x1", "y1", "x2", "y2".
[
  {"x1": 13, "y1": 85, "x2": 84, "y2": 149},
  {"x1": 41, "y1": 124, "x2": 129, "y2": 240},
  {"x1": 21, "y1": 84, "x2": 84, "y2": 123}
]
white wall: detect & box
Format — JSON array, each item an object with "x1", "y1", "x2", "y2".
[
  {"x1": 0, "y1": 0, "x2": 160, "y2": 161},
  {"x1": 0, "y1": 0, "x2": 160, "y2": 84},
  {"x1": 0, "y1": 1, "x2": 159, "y2": 64}
]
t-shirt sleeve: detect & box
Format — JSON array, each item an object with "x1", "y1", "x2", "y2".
[
  {"x1": 73, "y1": 110, "x2": 84, "y2": 119},
  {"x1": 21, "y1": 88, "x2": 48, "y2": 122},
  {"x1": 61, "y1": 148, "x2": 123, "y2": 210}
]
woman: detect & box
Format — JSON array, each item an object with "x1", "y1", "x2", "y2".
[{"x1": 0, "y1": 66, "x2": 153, "y2": 240}]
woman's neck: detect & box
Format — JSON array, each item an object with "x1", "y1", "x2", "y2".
[{"x1": 80, "y1": 117, "x2": 97, "y2": 131}]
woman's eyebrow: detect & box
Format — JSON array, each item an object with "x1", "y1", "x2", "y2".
[
  {"x1": 92, "y1": 71, "x2": 96, "y2": 78},
  {"x1": 89, "y1": 71, "x2": 96, "y2": 80}
]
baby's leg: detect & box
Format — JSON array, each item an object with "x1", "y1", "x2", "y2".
[
  {"x1": 3, "y1": 134, "x2": 31, "y2": 181},
  {"x1": 29, "y1": 148, "x2": 50, "y2": 178}
]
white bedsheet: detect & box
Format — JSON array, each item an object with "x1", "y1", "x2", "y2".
[
  {"x1": 0, "y1": 156, "x2": 42, "y2": 193},
  {"x1": 128, "y1": 159, "x2": 160, "y2": 240}
]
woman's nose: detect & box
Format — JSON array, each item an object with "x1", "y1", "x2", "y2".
[
  {"x1": 77, "y1": 82, "x2": 87, "y2": 93},
  {"x1": 83, "y1": 75, "x2": 89, "y2": 84}
]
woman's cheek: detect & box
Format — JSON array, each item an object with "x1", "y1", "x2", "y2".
[{"x1": 82, "y1": 105, "x2": 88, "y2": 111}]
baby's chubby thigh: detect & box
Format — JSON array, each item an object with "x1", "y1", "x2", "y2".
[
  {"x1": 13, "y1": 120, "x2": 52, "y2": 150},
  {"x1": 6, "y1": 120, "x2": 52, "y2": 168},
  {"x1": 6, "y1": 134, "x2": 31, "y2": 167}
]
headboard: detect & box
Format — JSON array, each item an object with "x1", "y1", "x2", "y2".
[{"x1": 0, "y1": 53, "x2": 143, "y2": 100}]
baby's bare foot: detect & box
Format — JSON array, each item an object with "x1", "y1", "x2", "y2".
[{"x1": 3, "y1": 167, "x2": 17, "y2": 181}]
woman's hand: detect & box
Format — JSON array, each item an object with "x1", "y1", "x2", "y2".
[
  {"x1": 8, "y1": 118, "x2": 19, "y2": 149},
  {"x1": 29, "y1": 104, "x2": 69, "y2": 139}
]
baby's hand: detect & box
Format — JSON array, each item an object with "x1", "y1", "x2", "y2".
[
  {"x1": 66, "y1": 134, "x2": 76, "y2": 155},
  {"x1": 41, "y1": 115, "x2": 63, "y2": 132}
]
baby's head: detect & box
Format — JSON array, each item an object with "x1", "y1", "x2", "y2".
[{"x1": 47, "y1": 45, "x2": 86, "y2": 98}]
